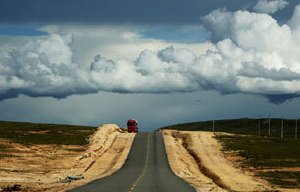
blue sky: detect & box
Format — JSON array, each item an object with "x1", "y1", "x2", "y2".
[
  {"x1": 1, "y1": 0, "x2": 300, "y2": 130},
  {"x1": 140, "y1": 25, "x2": 210, "y2": 43},
  {"x1": 0, "y1": 24, "x2": 47, "y2": 36}
]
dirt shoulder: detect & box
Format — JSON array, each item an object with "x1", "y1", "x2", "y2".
[
  {"x1": 0, "y1": 124, "x2": 135, "y2": 192},
  {"x1": 162, "y1": 130, "x2": 273, "y2": 192}
]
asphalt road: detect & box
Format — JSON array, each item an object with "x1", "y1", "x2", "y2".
[{"x1": 68, "y1": 131, "x2": 195, "y2": 192}]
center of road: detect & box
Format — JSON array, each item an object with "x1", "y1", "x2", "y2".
[{"x1": 128, "y1": 132, "x2": 150, "y2": 192}]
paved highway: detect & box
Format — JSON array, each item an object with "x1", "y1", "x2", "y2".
[{"x1": 68, "y1": 131, "x2": 195, "y2": 192}]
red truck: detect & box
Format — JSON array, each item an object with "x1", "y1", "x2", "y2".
[{"x1": 127, "y1": 119, "x2": 138, "y2": 132}]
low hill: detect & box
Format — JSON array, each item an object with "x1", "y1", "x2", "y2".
[
  {"x1": 160, "y1": 118, "x2": 298, "y2": 138},
  {"x1": 0, "y1": 120, "x2": 97, "y2": 145}
]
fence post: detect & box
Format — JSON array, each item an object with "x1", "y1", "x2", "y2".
[{"x1": 212, "y1": 120, "x2": 215, "y2": 132}]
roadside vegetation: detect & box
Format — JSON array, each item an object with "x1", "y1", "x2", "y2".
[
  {"x1": 217, "y1": 135, "x2": 300, "y2": 188},
  {"x1": 161, "y1": 118, "x2": 300, "y2": 189},
  {"x1": 0, "y1": 120, "x2": 97, "y2": 145}
]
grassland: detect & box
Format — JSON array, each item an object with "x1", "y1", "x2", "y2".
[
  {"x1": 0, "y1": 144, "x2": 19, "y2": 158},
  {"x1": 0, "y1": 120, "x2": 97, "y2": 145},
  {"x1": 161, "y1": 118, "x2": 300, "y2": 189},
  {"x1": 217, "y1": 135, "x2": 300, "y2": 188},
  {"x1": 161, "y1": 118, "x2": 298, "y2": 138}
]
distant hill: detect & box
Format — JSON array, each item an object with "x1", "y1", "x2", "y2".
[
  {"x1": 160, "y1": 118, "x2": 298, "y2": 138},
  {"x1": 0, "y1": 120, "x2": 97, "y2": 145}
]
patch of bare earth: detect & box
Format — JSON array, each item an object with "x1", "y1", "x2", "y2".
[
  {"x1": 162, "y1": 130, "x2": 274, "y2": 192},
  {"x1": 0, "y1": 124, "x2": 135, "y2": 192}
]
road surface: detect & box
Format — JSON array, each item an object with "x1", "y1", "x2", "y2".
[{"x1": 68, "y1": 131, "x2": 195, "y2": 192}]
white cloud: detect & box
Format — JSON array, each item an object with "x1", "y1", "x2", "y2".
[
  {"x1": 254, "y1": 0, "x2": 289, "y2": 14},
  {"x1": 197, "y1": 7, "x2": 300, "y2": 96},
  {"x1": 202, "y1": 8, "x2": 233, "y2": 42},
  {"x1": 39, "y1": 25, "x2": 213, "y2": 64},
  {"x1": 86, "y1": 4, "x2": 300, "y2": 98},
  {"x1": 0, "y1": 31, "x2": 212, "y2": 99},
  {"x1": 0, "y1": 34, "x2": 97, "y2": 99},
  {"x1": 1, "y1": 4, "x2": 300, "y2": 102}
]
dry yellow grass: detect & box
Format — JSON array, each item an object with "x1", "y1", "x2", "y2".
[{"x1": 0, "y1": 124, "x2": 135, "y2": 192}]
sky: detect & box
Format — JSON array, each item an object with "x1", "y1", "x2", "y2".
[{"x1": 1, "y1": 0, "x2": 300, "y2": 130}]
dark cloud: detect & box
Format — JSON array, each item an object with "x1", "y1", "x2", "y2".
[
  {"x1": 0, "y1": 0, "x2": 281, "y2": 24},
  {"x1": 265, "y1": 94, "x2": 300, "y2": 104},
  {"x1": 238, "y1": 63, "x2": 300, "y2": 81}
]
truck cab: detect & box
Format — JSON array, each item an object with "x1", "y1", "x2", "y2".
[{"x1": 127, "y1": 119, "x2": 138, "y2": 132}]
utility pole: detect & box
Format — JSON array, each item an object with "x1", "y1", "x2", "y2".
[
  {"x1": 258, "y1": 118, "x2": 261, "y2": 135},
  {"x1": 268, "y1": 114, "x2": 271, "y2": 136},
  {"x1": 296, "y1": 119, "x2": 298, "y2": 140},
  {"x1": 212, "y1": 120, "x2": 215, "y2": 132},
  {"x1": 281, "y1": 118, "x2": 284, "y2": 139}
]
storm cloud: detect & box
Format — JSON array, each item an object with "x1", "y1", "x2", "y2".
[
  {"x1": 0, "y1": 0, "x2": 253, "y2": 24},
  {"x1": 1, "y1": 4, "x2": 300, "y2": 102}
]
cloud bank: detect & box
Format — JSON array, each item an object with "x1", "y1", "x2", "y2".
[
  {"x1": 0, "y1": 34, "x2": 98, "y2": 100},
  {"x1": 1, "y1": 4, "x2": 300, "y2": 103},
  {"x1": 254, "y1": 0, "x2": 289, "y2": 14}
]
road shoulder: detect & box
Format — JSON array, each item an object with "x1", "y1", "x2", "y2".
[{"x1": 162, "y1": 130, "x2": 272, "y2": 192}]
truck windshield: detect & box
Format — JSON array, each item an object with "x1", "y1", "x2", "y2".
[{"x1": 127, "y1": 122, "x2": 137, "y2": 126}]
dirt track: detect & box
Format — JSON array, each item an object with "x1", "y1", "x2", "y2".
[
  {"x1": 162, "y1": 130, "x2": 273, "y2": 192},
  {"x1": 0, "y1": 124, "x2": 135, "y2": 192}
]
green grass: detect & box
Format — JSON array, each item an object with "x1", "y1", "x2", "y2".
[
  {"x1": 0, "y1": 120, "x2": 97, "y2": 145},
  {"x1": 258, "y1": 171, "x2": 300, "y2": 188},
  {"x1": 0, "y1": 153, "x2": 18, "y2": 158},
  {"x1": 0, "y1": 144, "x2": 10, "y2": 150},
  {"x1": 0, "y1": 144, "x2": 22, "y2": 153},
  {"x1": 160, "y1": 118, "x2": 299, "y2": 138},
  {"x1": 216, "y1": 135, "x2": 300, "y2": 168},
  {"x1": 214, "y1": 135, "x2": 300, "y2": 188},
  {"x1": 0, "y1": 144, "x2": 19, "y2": 157}
]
